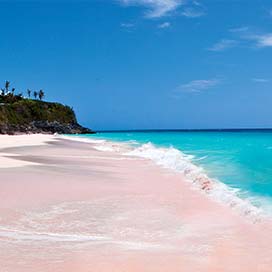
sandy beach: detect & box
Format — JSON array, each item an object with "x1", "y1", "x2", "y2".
[{"x1": 1, "y1": 134, "x2": 272, "y2": 272}]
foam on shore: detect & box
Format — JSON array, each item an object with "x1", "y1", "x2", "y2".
[
  {"x1": 66, "y1": 135, "x2": 265, "y2": 220},
  {"x1": 125, "y1": 142, "x2": 264, "y2": 220}
]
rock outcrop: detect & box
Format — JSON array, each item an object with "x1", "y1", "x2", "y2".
[{"x1": 0, "y1": 98, "x2": 94, "y2": 135}]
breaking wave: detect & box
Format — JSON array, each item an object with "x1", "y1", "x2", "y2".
[
  {"x1": 65, "y1": 135, "x2": 269, "y2": 220},
  {"x1": 124, "y1": 142, "x2": 264, "y2": 220}
]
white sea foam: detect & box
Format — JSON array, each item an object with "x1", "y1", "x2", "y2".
[
  {"x1": 64, "y1": 136, "x2": 266, "y2": 220},
  {"x1": 124, "y1": 142, "x2": 264, "y2": 220},
  {"x1": 0, "y1": 227, "x2": 170, "y2": 251},
  {"x1": 0, "y1": 227, "x2": 109, "y2": 242},
  {"x1": 60, "y1": 135, "x2": 106, "y2": 144},
  {"x1": 60, "y1": 135, "x2": 130, "y2": 153}
]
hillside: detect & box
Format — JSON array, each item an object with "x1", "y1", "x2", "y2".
[{"x1": 0, "y1": 84, "x2": 94, "y2": 135}]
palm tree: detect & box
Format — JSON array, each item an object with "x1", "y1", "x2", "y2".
[
  {"x1": 38, "y1": 89, "x2": 45, "y2": 100},
  {"x1": 33, "y1": 91, "x2": 38, "y2": 99},
  {"x1": 5, "y1": 81, "x2": 10, "y2": 93},
  {"x1": 27, "y1": 89, "x2": 31, "y2": 98}
]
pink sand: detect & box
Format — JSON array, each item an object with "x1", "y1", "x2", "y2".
[{"x1": 0, "y1": 135, "x2": 272, "y2": 271}]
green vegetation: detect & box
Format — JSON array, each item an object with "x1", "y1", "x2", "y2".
[
  {"x1": 0, "y1": 81, "x2": 45, "y2": 103},
  {"x1": 0, "y1": 99, "x2": 77, "y2": 126},
  {"x1": 0, "y1": 81, "x2": 75, "y2": 125},
  {"x1": 0, "y1": 81, "x2": 93, "y2": 134}
]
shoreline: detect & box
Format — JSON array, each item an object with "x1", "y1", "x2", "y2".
[
  {"x1": 1, "y1": 134, "x2": 272, "y2": 271},
  {"x1": 63, "y1": 134, "x2": 266, "y2": 221}
]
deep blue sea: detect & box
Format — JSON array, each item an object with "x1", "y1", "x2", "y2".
[{"x1": 74, "y1": 131, "x2": 272, "y2": 214}]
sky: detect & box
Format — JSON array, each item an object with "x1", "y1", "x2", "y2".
[{"x1": 0, "y1": 0, "x2": 272, "y2": 130}]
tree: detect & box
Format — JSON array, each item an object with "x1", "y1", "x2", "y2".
[
  {"x1": 33, "y1": 91, "x2": 38, "y2": 99},
  {"x1": 38, "y1": 89, "x2": 45, "y2": 100},
  {"x1": 11, "y1": 88, "x2": 15, "y2": 95},
  {"x1": 27, "y1": 89, "x2": 31, "y2": 98},
  {"x1": 1, "y1": 88, "x2": 5, "y2": 96},
  {"x1": 5, "y1": 81, "x2": 10, "y2": 93}
]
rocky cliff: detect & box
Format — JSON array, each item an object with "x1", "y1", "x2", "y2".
[{"x1": 0, "y1": 97, "x2": 94, "y2": 135}]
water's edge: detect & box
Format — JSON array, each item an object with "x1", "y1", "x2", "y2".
[{"x1": 62, "y1": 135, "x2": 266, "y2": 222}]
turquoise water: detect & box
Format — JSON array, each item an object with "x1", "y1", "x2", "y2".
[{"x1": 75, "y1": 131, "x2": 272, "y2": 212}]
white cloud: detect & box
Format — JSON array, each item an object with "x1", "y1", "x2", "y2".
[
  {"x1": 228, "y1": 27, "x2": 272, "y2": 48},
  {"x1": 176, "y1": 79, "x2": 220, "y2": 93},
  {"x1": 158, "y1": 21, "x2": 171, "y2": 28},
  {"x1": 252, "y1": 78, "x2": 270, "y2": 83},
  {"x1": 208, "y1": 39, "x2": 237, "y2": 52},
  {"x1": 209, "y1": 27, "x2": 272, "y2": 51},
  {"x1": 192, "y1": 1, "x2": 201, "y2": 6},
  {"x1": 229, "y1": 26, "x2": 249, "y2": 33},
  {"x1": 253, "y1": 33, "x2": 272, "y2": 47},
  {"x1": 120, "y1": 22, "x2": 135, "y2": 28},
  {"x1": 181, "y1": 8, "x2": 205, "y2": 18},
  {"x1": 119, "y1": 0, "x2": 183, "y2": 18}
]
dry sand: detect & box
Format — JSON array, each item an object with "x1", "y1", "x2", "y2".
[{"x1": 0, "y1": 134, "x2": 272, "y2": 272}]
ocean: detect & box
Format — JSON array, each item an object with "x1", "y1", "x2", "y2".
[{"x1": 73, "y1": 130, "x2": 272, "y2": 215}]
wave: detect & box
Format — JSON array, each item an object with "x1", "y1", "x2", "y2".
[
  {"x1": 60, "y1": 135, "x2": 127, "y2": 152},
  {"x1": 193, "y1": 155, "x2": 208, "y2": 161},
  {"x1": 124, "y1": 142, "x2": 264, "y2": 220},
  {"x1": 64, "y1": 135, "x2": 266, "y2": 220}
]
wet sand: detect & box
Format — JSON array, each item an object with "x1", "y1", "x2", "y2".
[{"x1": 0, "y1": 135, "x2": 272, "y2": 272}]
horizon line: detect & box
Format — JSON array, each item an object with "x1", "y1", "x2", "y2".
[{"x1": 96, "y1": 128, "x2": 272, "y2": 133}]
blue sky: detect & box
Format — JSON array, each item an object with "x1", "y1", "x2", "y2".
[{"x1": 1, "y1": 0, "x2": 272, "y2": 130}]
